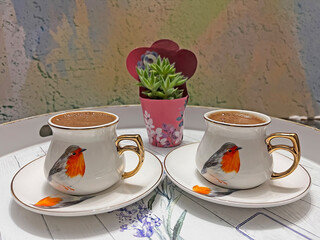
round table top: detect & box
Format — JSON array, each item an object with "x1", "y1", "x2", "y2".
[{"x1": 1, "y1": 105, "x2": 319, "y2": 240}]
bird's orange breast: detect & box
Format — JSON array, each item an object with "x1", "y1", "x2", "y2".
[
  {"x1": 65, "y1": 153, "x2": 85, "y2": 178},
  {"x1": 221, "y1": 151, "x2": 240, "y2": 173}
]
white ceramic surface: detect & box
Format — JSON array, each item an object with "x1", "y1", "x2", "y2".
[
  {"x1": 45, "y1": 110, "x2": 144, "y2": 195},
  {"x1": 196, "y1": 109, "x2": 300, "y2": 189},
  {"x1": 11, "y1": 151, "x2": 163, "y2": 216},
  {"x1": 165, "y1": 143, "x2": 311, "y2": 208}
]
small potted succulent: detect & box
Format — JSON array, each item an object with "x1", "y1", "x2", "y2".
[
  {"x1": 136, "y1": 57, "x2": 188, "y2": 100},
  {"x1": 126, "y1": 39, "x2": 197, "y2": 147}
]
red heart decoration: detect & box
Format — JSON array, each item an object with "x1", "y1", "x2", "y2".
[{"x1": 126, "y1": 39, "x2": 197, "y2": 81}]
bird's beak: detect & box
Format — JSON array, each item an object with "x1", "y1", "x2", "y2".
[
  {"x1": 81, "y1": 148, "x2": 87, "y2": 152},
  {"x1": 236, "y1": 147, "x2": 242, "y2": 151}
]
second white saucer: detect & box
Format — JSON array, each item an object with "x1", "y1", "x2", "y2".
[{"x1": 164, "y1": 143, "x2": 311, "y2": 208}]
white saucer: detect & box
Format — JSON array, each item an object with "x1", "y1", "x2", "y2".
[
  {"x1": 164, "y1": 143, "x2": 311, "y2": 208},
  {"x1": 11, "y1": 151, "x2": 163, "y2": 216}
]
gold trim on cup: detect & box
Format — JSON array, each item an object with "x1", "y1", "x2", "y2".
[
  {"x1": 266, "y1": 132, "x2": 301, "y2": 179},
  {"x1": 116, "y1": 134, "x2": 145, "y2": 179}
]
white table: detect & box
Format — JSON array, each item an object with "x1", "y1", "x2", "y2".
[{"x1": 1, "y1": 105, "x2": 319, "y2": 240}]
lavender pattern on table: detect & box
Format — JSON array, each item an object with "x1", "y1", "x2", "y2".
[
  {"x1": 116, "y1": 200, "x2": 162, "y2": 238},
  {"x1": 115, "y1": 177, "x2": 187, "y2": 240}
]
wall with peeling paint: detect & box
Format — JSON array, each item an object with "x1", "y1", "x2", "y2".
[{"x1": 0, "y1": 0, "x2": 319, "y2": 123}]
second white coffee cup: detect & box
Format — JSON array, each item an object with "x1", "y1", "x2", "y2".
[{"x1": 196, "y1": 109, "x2": 300, "y2": 189}]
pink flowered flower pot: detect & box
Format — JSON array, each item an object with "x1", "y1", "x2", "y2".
[
  {"x1": 140, "y1": 95, "x2": 188, "y2": 148},
  {"x1": 126, "y1": 39, "x2": 197, "y2": 147}
]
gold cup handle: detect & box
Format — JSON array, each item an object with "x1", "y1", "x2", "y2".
[
  {"x1": 115, "y1": 134, "x2": 144, "y2": 179},
  {"x1": 266, "y1": 133, "x2": 301, "y2": 180}
]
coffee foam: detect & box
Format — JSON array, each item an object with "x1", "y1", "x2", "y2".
[
  {"x1": 51, "y1": 111, "x2": 117, "y2": 128},
  {"x1": 208, "y1": 111, "x2": 266, "y2": 125}
]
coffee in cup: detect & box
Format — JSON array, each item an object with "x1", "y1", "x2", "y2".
[
  {"x1": 45, "y1": 110, "x2": 144, "y2": 195},
  {"x1": 50, "y1": 111, "x2": 117, "y2": 128},
  {"x1": 208, "y1": 111, "x2": 265, "y2": 125},
  {"x1": 196, "y1": 109, "x2": 300, "y2": 189}
]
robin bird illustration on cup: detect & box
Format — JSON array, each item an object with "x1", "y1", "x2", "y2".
[
  {"x1": 201, "y1": 142, "x2": 242, "y2": 185},
  {"x1": 34, "y1": 195, "x2": 93, "y2": 209},
  {"x1": 48, "y1": 145, "x2": 86, "y2": 191}
]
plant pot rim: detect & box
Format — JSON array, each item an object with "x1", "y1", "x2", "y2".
[{"x1": 139, "y1": 94, "x2": 189, "y2": 103}]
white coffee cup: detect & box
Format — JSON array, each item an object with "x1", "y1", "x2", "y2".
[
  {"x1": 196, "y1": 109, "x2": 300, "y2": 189},
  {"x1": 44, "y1": 110, "x2": 144, "y2": 195}
]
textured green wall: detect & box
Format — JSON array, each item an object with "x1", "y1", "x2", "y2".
[{"x1": 0, "y1": 0, "x2": 319, "y2": 123}]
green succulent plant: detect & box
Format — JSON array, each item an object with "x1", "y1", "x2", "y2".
[{"x1": 136, "y1": 57, "x2": 188, "y2": 100}]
